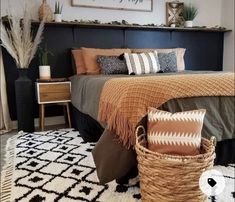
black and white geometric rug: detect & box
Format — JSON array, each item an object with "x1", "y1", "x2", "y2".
[{"x1": 1, "y1": 129, "x2": 234, "y2": 202}]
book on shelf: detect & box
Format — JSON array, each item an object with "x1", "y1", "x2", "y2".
[{"x1": 36, "y1": 78, "x2": 69, "y2": 82}]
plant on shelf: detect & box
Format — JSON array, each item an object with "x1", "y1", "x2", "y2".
[
  {"x1": 54, "y1": 1, "x2": 63, "y2": 22},
  {"x1": 38, "y1": 45, "x2": 53, "y2": 79},
  {"x1": 183, "y1": 4, "x2": 198, "y2": 28}
]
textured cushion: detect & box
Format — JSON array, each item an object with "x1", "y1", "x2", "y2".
[
  {"x1": 124, "y1": 51, "x2": 160, "y2": 75},
  {"x1": 81, "y1": 48, "x2": 131, "y2": 74},
  {"x1": 147, "y1": 108, "x2": 206, "y2": 155},
  {"x1": 71, "y1": 49, "x2": 86, "y2": 75},
  {"x1": 158, "y1": 52, "x2": 178, "y2": 73},
  {"x1": 132, "y1": 48, "x2": 186, "y2": 71},
  {"x1": 97, "y1": 56, "x2": 128, "y2": 75}
]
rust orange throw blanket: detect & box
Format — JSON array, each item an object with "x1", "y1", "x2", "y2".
[{"x1": 98, "y1": 73, "x2": 235, "y2": 147}]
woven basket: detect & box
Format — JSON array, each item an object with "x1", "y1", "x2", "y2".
[
  {"x1": 38, "y1": 0, "x2": 53, "y2": 22},
  {"x1": 135, "y1": 125, "x2": 216, "y2": 202}
]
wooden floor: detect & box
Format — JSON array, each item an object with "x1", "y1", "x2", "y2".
[{"x1": 0, "y1": 125, "x2": 67, "y2": 173}]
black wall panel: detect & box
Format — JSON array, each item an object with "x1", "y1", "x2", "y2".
[
  {"x1": 125, "y1": 30, "x2": 171, "y2": 48},
  {"x1": 171, "y1": 32, "x2": 224, "y2": 71},
  {"x1": 75, "y1": 28, "x2": 124, "y2": 48}
]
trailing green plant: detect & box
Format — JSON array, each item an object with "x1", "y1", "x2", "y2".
[
  {"x1": 55, "y1": 1, "x2": 63, "y2": 14},
  {"x1": 38, "y1": 45, "x2": 53, "y2": 66},
  {"x1": 183, "y1": 4, "x2": 198, "y2": 21}
]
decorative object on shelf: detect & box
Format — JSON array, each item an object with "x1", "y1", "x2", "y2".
[
  {"x1": 1, "y1": 7, "x2": 44, "y2": 132},
  {"x1": 54, "y1": 1, "x2": 63, "y2": 22},
  {"x1": 166, "y1": 1, "x2": 184, "y2": 27},
  {"x1": 38, "y1": 45, "x2": 53, "y2": 79},
  {"x1": 39, "y1": 0, "x2": 53, "y2": 22},
  {"x1": 183, "y1": 4, "x2": 198, "y2": 28},
  {"x1": 71, "y1": 0, "x2": 153, "y2": 12}
]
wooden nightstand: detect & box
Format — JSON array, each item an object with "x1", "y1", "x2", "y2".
[{"x1": 36, "y1": 81, "x2": 71, "y2": 131}]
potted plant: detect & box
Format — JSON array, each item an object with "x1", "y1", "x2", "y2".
[
  {"x1": 38, "y1": 45, "x2": 53, "y2": 79},
  {"x1": 183, "y1": 4, "x2": 198, "y2": 28},
  {"x1": 54, "y1": 1, "x2": 63, "y2": 22},
  {"x1": 1, "y1": 8, "x2": 44, "y2": 132}
]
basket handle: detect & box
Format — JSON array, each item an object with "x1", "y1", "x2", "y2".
[
  {"x1": 210, "y1": 136, "x2": 217, "y2": 147},
  {"x1": 135, "y1": 125, "x2": 147, "y2": 146}
]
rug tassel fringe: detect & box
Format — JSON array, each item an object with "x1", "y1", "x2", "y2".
[{"x1": 1, "y1": 131, "x2": 24, "y2": 202}]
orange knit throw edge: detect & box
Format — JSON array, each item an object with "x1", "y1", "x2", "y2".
[{"x1": 98, "y1": 73, "x2": 235, "y2": 148}]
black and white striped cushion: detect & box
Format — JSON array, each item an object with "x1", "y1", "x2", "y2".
[{"x1": 124, "y1": 51, "x2": 160, "y2": 75}]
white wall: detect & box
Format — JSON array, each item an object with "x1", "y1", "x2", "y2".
[
  {"x1": 1, "y1": 0, "x2": 233, "y2": 71},
  {"x1": 221, "y1": 0, "x2": 234, "y2": 72},
  {"x1": 1, "y1": 0, "x2": 222, "y2": 27}
]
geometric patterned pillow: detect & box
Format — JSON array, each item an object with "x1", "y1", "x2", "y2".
[
  {"x1": 147, "y1": 108, "x2": 206, "y2": 156},
  {"x1": 158, "y1": 52, "x2": 178, "y2": 73},
  {"x1": 97, "y1": 55, "x2": 128, "y2": 75}
]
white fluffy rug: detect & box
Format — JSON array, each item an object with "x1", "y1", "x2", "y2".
[{"x1": 1, "y1": 129, "x2": 234, "y2": 202}]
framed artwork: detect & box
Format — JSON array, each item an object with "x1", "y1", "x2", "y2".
[
  {"x1": 71, "y1": 0, "x2": 153, "y2": 12},
  {"x1": 166, "y1": 1, "x2": 184, "y2": 26}
]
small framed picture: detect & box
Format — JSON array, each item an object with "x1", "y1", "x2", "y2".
[{"x1": 166, "y1": 2, "x2": 184, "y2": 26}]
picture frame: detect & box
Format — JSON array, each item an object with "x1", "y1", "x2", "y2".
[
  {"x1": 166, "y1": 1, "x2": 184, "y2": 26},
  {"x1": 71, "y1": 0, "x2": 153, "y2": 12}
]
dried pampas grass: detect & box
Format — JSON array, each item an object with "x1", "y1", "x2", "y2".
[{"x1": 0, "y1": 5, "x2": 44, "y2": 69}]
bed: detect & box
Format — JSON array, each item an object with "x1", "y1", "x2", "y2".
[{"x1": 70, "y1": 71, "x2": 235, "y2": 184}]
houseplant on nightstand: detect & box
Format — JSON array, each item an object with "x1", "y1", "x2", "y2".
[
  {"x1": 54, "y1": 1, "x2": 63, "y2": 22},
  {"x1": 1, "y1": 8, "x2": 44, "y2": 132},
  {"x1": 38, "y1": 45, "x2": 53, "y2": 79},
  {"x1": 183, "y1": 4, "x2": 198, "y2": 28}
]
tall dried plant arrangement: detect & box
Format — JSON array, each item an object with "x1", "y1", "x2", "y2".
[{"x1": 0, "y1": 7, "x2": 44, "y2": 69}]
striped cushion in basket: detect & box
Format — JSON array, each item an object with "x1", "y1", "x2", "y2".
[
  {"x1": 124, "y1": 51, "x2": 160, "y2": 75},
  {"x1": 147, "y1": 108, "x2": 206, "y2": 155}
]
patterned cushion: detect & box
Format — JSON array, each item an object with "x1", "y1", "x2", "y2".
[
  {"x1": 147, "y1": 108, "x2": 206, "y2": 155},
  {"x1": 132, "y1": 48, "x2": 186, "y2": 71},
  {"x1": 158, "y1": 52, "x2": 178, "y2": 73},
  {"x1": 124, "y1": 51, "x2": 160, "y2": 75},
  {"x1": 97, "y1": 56, "x2": 128, "y2": 75}
]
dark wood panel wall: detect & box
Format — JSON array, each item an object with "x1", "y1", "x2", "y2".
[{"x1": 2, "y1": 24, "x2": 225, "y2": 120}]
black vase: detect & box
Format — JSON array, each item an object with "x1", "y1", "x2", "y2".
[{"x1": 15, "y1": 69, "x2": 35, "y2": 132}]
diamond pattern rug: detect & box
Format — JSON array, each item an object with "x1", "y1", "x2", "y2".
[{"x1": 1, "y1": 129, "x2": 234, "y2": 202}]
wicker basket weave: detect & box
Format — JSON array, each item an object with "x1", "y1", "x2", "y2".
[
  {"x1": 135, "y1": 125, "x2": 216, "y2": 202},
  {"x1": 38, "y1": 0, "x2": 53, "y2": 22}
]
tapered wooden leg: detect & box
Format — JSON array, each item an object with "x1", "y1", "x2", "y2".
[
  {"x1": 66, "y1": 103, "x2": 71, "y2": 128},
  {"x1": 63, "y1": 105, "x2": 67, "y2": 124},
  {"x1": 39, "y1": 105, "x2": 42, "y2": 130},
  {"x1": 40, "y1": 104, "x2": 45, "y2": 131}
]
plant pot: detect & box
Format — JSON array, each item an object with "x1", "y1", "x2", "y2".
[
  {"x1": 54, "y1": 14, "x2": 62, "y2": 22},
  {"x1": 39, "y1": 65, "x2": 51, "y2": 79},
  {"x1": 185, "y1": 21, "x2": 193, "y2": 28},
  {"x1": 15, "y1": 69, "x2": 35, "y2": 132}
]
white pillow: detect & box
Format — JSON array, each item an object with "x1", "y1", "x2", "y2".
[{"x1": 124, "y1": 51, "x2": 160, "y2": 75}]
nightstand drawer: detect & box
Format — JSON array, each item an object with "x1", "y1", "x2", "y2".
[{"x1": 37, "y1": 82, "x2": 71, "y2": 104}]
